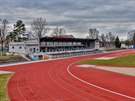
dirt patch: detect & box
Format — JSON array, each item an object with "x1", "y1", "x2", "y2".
[
  {"x1": 95, "y1": 57, "x2": 116, "y2": 60},
  {"x1": 77, "y1": 65, "x2": 135, "y2": 76}
]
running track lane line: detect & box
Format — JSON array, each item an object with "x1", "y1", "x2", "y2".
[
  {"x1": 17, "y1": 72, "x2": 27, "y2": 101},
  {"x1": 48, "y1": 68, "x2": 90, "y2": 101},
  {"x1": 26, "y1": 72, "x2": 41, "y2": 101},
  {"x1": 6, "y1": 73, "x2": 14, "y2": 101},
  {"x1": 4, "y1": 49, "x2": 135, "y2": 101},
  {"x1": 67, "y1": 62, "x2": 135, "y2": 100}
]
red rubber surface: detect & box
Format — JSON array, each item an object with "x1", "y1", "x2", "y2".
[{"x1": 0, "y1": 49, "x2": 135, "y2": 101}]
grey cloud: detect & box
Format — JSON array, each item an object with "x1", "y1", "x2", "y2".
[{"x1": 0, "y1": 0, "x2": 135, "y2": 39}]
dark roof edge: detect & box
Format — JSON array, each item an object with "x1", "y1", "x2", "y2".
[{"x1": 40, "y1": 37, "x2": 98, "y2": 41}]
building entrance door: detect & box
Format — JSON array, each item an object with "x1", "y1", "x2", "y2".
[{"x1": 33, "y1": 48, "x2": 36, "y2": 52}]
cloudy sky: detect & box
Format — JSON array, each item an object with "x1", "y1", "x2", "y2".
[{"x1": 0, "y1": 0, "x2": 135, "y2": 39}]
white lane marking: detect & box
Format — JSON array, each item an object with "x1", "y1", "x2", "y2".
[
  {"x1": 57, "y1": 67, "x2": 106, "y2": 101},
  {"x1": 34, "y1": 68, "x2": 56, "y2": 100},
  {"x1": 26, "y1": 72, "x2": 41, "y2": 101},
  {"x1": 67, "y1": 62, "x2": 135, "y2": 100},
  {"x1": 17, "y1": 72, "x2": 27, "y2": 101},
  {"x1": 6, "y1": 73, "x2": 14, "y2": 101},
  {"x1": 48, "y1": 69, "x2": 90, "y2": 101},
  {"x1": 4, "y1": 49, "x2": 135, "y2": 100}
]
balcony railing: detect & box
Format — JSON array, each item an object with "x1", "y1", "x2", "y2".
[{"x1": 40, "y1": 43, "x2": 83, "y2": 47}]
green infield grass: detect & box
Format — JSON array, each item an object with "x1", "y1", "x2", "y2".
[
  {"x1": 0, "y1": 74, "x2": 12, "y2": 101},
  {"x1": 78, "y1": 53, "x2": 135, "y2": 66}
]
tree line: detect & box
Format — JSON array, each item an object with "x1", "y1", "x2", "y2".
[
  {"x1": 125, "y1": 35, "x2": 135, "y2": 48},
  {"x1": 87, "y1": 28, "x2": 122, "y2": 48},
  {"x1": 0, "y1": 18, "x2": 135, "y2": 52},
  {"x1": 0, "y1": 17, "x2": 66, "y2": 52}
]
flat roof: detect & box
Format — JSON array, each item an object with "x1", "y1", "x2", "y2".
[{"x1": 40, "y1": 37, "x2": 98, "y2": 42}]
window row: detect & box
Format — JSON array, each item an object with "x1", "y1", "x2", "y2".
[
  {"x1": 12, "y1": 46, "x2": 26, "y2": 49},
  {"x1": 41, "y1": 42, "x2": 82, "y2": 45}
]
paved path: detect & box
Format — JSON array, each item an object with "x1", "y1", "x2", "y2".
[
  {"x1": 0, "y1": 49, "x2": 135, "y2": 101},
  {"x1": 77, "y1": 65, "x2": 135, "y2": 76}
]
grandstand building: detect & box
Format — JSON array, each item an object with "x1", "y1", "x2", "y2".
[
  {"x1": 40, "y1": 37, "x2": 99, "y2": 54},
  {"x1": 9, "y1": 36, "x2": 99, "y2": 60}
]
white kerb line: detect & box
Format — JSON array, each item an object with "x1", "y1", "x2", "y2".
[{"x1": 67, "y1": 62, "x2": 135, "y2": 100}]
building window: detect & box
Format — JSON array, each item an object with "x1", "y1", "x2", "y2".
[
  {"x1": 19, "y1": 46, "x2": 22, "y2": 49},
  {"x1": 12, "y1": 46, "x2": 14, "y2": 49},
  {"x1": 33, "y1": 48, "x2": 36, "y2": 52},
  {"x1": 30, "y1": 48, "x2": 32, "y2": 51}
]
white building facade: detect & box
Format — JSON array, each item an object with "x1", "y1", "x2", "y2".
[{"x1": 9, "y1": 40, "x2": 39, "y2": 54}]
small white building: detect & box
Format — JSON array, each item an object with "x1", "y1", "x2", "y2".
[{"x1": 9, "y1": 40, "x2": 39, "y2": 54}]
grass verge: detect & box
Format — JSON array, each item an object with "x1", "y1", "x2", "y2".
[
  {"x1": 0, "y1": 55, "x2": 22, "y2": 59},
  {"x1": 104, "y1": 47, "x2": 125, "y2": 51},
  {"x1": 0, "y1": 74, "x2": 12, "y2": 101},
  {"x1": 78, "y1": 53, "x2": 135, "y2": 66}
]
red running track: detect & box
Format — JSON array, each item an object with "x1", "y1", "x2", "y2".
[{"x1": 0, "y1": 49, "x2": 135, "y2": 101}]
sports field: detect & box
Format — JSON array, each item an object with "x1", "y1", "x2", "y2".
[
  {"x1": 0, "y1": 74, "x2": 12, "y2": 101},
  {"x1": 78, "y1": 53, "x2": 135, "y2": 66},
  {"x1": 0, "y1": 49, "x2": 135, "y2": 101}
]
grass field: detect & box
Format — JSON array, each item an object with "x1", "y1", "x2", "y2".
[
  {"x1": 104, "y1": 48, "x2": 124, "y2": 51},
  {"x1": 0, "y1": 55, "x2": 22, "y2": 59},
  {"x1": 78, "y1": 54, "x2": 135, "y2": 66},
  {"x1": 0, "y1": 74, "x2": 12, "y2": 101}
]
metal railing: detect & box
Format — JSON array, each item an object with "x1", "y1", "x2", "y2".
[{"x1": 51, "y1": 50, "x2": 102, "y2": 59}]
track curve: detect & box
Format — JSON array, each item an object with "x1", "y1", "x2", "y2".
[{"x1": 0, "y1": 49, "x2": 135, "y2": 101}]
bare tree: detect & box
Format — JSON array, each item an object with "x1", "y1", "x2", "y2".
[
  {"x1": 59, "y1": 27, "x2": 66, "y2": 36},
  {"x1": 88, "y1": 28, "x2": 99, "y2": 39},
  {"x1": 31, "y1": 17, "x2": 49, "y2": 40},
  {"x1": 0, "y1": 19, "x2": 9, "y2": 52},
  {"x1": 31, "y1": 18, "x2": 49, "y2": 51},
  {"x1": 101, "y1": 33, "x2": 106, "y2": 47},
  {"x1": 108, "y1": 32, "x2": 115, "y2": 41},
  {"x1": 107, "y1": 32, "x2": 115, "y2": 47},
  {"x1": 52, "y1": 26, "x2": 66, "y2": 37},
  {"x1": 105, "y1": 34, "x2": 109, "y2": 42}
]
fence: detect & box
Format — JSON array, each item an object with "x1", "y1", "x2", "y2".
[{"x1": 51, "y1": 50, "x2": 102, "y2": 59}]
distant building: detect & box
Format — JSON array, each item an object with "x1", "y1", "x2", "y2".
[
  {"x1": 40, "y1": 37, "x2": 99, "y2": 53},
  {"x1": 127, "y1": 30, "x2": 135, "y2": 41}
]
